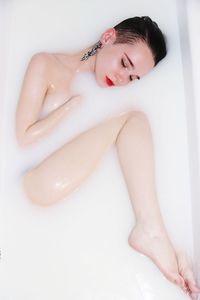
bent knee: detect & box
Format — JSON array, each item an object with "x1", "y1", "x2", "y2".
[
  {"x1": 23, "y1": 171, "x2": 74, "y2": 206},
  {"x1": 116, "y1": 110, "x2": 149, "y2": 125},
  {"x1": 128, "y1": 110, "x2": 149, "y2": 121},
  {"x1": 23, "y1": 171, "x2": 56, "y2": 206}
]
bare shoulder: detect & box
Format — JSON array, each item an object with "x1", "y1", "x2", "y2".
[
  {"x1": 29, "y1": 52, "x2": 55, "y2": 71},
  {"x1": 25, "y1": 52, "x2": 67, "y2": 84},
  {"x1": 29, "y1": 52, "x2": 73, "y2": 76},
  {"x1": 26, "y1": 52, "x2": 74, "y2": 99}
]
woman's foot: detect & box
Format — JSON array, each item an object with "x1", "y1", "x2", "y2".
[
  {"x1": 128, "y1": 223, "x2": 186, "y2": 291},
  {"x1": 176, "y1": 251, "x2": 200, "y2": 299}
]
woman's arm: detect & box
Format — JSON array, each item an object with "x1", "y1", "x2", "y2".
[{"x1": 16, "y1": 53, "x2": 81, "y2": 147}]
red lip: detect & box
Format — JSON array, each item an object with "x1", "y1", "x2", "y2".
[{"x1": 105, "y1": 76, "x2": 114, "y2": 86}]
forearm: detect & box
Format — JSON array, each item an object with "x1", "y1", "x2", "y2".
[{"x1": 18, "y1": 96, "x2": 80, "y2": 147}]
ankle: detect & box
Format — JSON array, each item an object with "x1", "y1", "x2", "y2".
[{"x1": 135, "y1": 220, "x2": 166, "y2": 237}]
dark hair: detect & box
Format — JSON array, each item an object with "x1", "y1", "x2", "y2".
[{"x1": 113, "y1": 16, "x2": 167, "y2": 66}]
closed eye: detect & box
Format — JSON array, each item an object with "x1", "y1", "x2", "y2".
[
  {"x1": 124, "y1": 53, "x2": 140, "y2": 80},
  {"x1": 121, "y1": 58, "x2": 139, "y2": 82},
  {"x1": 130, "y1": 75, "x2": 140, "y2": 81},
  {"x1": 121, "y1": 58, "x2": 127, "y2": 68}
]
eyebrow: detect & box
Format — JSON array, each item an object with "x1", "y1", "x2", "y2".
[{"x1": 124, "y1": 52, "x2": 140, "y2": 80}]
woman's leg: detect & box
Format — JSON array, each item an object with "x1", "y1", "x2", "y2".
[
  {"x1": 115, "y1": 112, "x2": 200, "y2": 297},
  {"x1": 115, "y1": 113, "x2": 184, "y2": 281},
  {"x1": 23, "y1": 111, "x2": 135, "y2": 206},
  {"x1": 23, "y1": 110, "x2": 198, "y2": 296}
]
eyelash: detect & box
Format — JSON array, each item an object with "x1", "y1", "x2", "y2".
[
  {"x1": 121, "y1": 58, "x2": 133, "y2": 82},
  {"x1": 121, "y1": 58, "x2": 127, "y2": 68}
]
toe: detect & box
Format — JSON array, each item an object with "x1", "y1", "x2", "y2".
[
  {"x1": 190, "y1": 292, "x2": 199, "y2": 300},
  {"x1": 184, "y1": 273, "x2": 200, "y2": 293},
  {"x1": 188, "y1": 282, "x2": 200, "y2": 293},
  {"x1": 171, "y1": 273, "x2": 186, "y2": 289}
]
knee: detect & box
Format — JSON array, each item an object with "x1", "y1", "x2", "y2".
[
  {"x1": 23, "y1": 171, "x2": 72, "y2": 206},
  {"x1": 23, "y1": 171, "x2": 53, "y2": 207},
  {"x1": 128, "y1": 110, "x2": 149, "y2": 124}
]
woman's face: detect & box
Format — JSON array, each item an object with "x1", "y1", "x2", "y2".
[{"x1": 94, "y1": 28, "x2": 155, "y2": 88}]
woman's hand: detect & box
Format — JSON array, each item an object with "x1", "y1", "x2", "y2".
[{"x1": 17, "y1": 94, "x2": 83, "y2": 147}]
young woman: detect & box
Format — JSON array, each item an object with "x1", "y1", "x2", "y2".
[{"x1": 16, "y1": 16, "x2": 200, "y2": 299}]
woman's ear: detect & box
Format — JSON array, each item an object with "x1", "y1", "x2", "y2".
[{"x1": 100, "y1": 28, "x2": 117, "y2": 46}]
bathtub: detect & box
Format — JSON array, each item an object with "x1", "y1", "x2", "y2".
[
  {"x1": 0, "y1": 0, "x2": 199, "y2": 299},
  {"x1": 177, "y1": 0, "x2": 200, "y2": 290}
]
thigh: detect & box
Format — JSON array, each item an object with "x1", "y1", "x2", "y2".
[{"x1": 23, "y1": 111, "x2": 134, "y2": 205}]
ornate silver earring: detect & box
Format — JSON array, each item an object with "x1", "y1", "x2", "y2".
[{"x1": 80, "y1": 41, "x2": 102, "y2": 61}]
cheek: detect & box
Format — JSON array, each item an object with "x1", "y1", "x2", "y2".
[
  {"x1": 95, "y1": 55, "x2": 108, "y2": 78},
  {"x1": 100, "y1": 60, "x2": 118, "y2": 78},
  {"x1": 97, "y1": 49, "x2": 118, "y2": 70},
  {"x1": 94, "y1": 58, "x2": 106, "y2": 86},
  {"x1": 95, "y1": 48, "x2": 120, "y2": 82}
]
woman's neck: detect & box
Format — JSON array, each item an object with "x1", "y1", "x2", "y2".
[{"x1": 63, "y1": 46, "x2": 96, "y2": 74}]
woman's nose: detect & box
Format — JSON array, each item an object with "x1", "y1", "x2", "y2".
[{"x1": 115, "y1": 69, "x2": 129, "y2": 85}]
